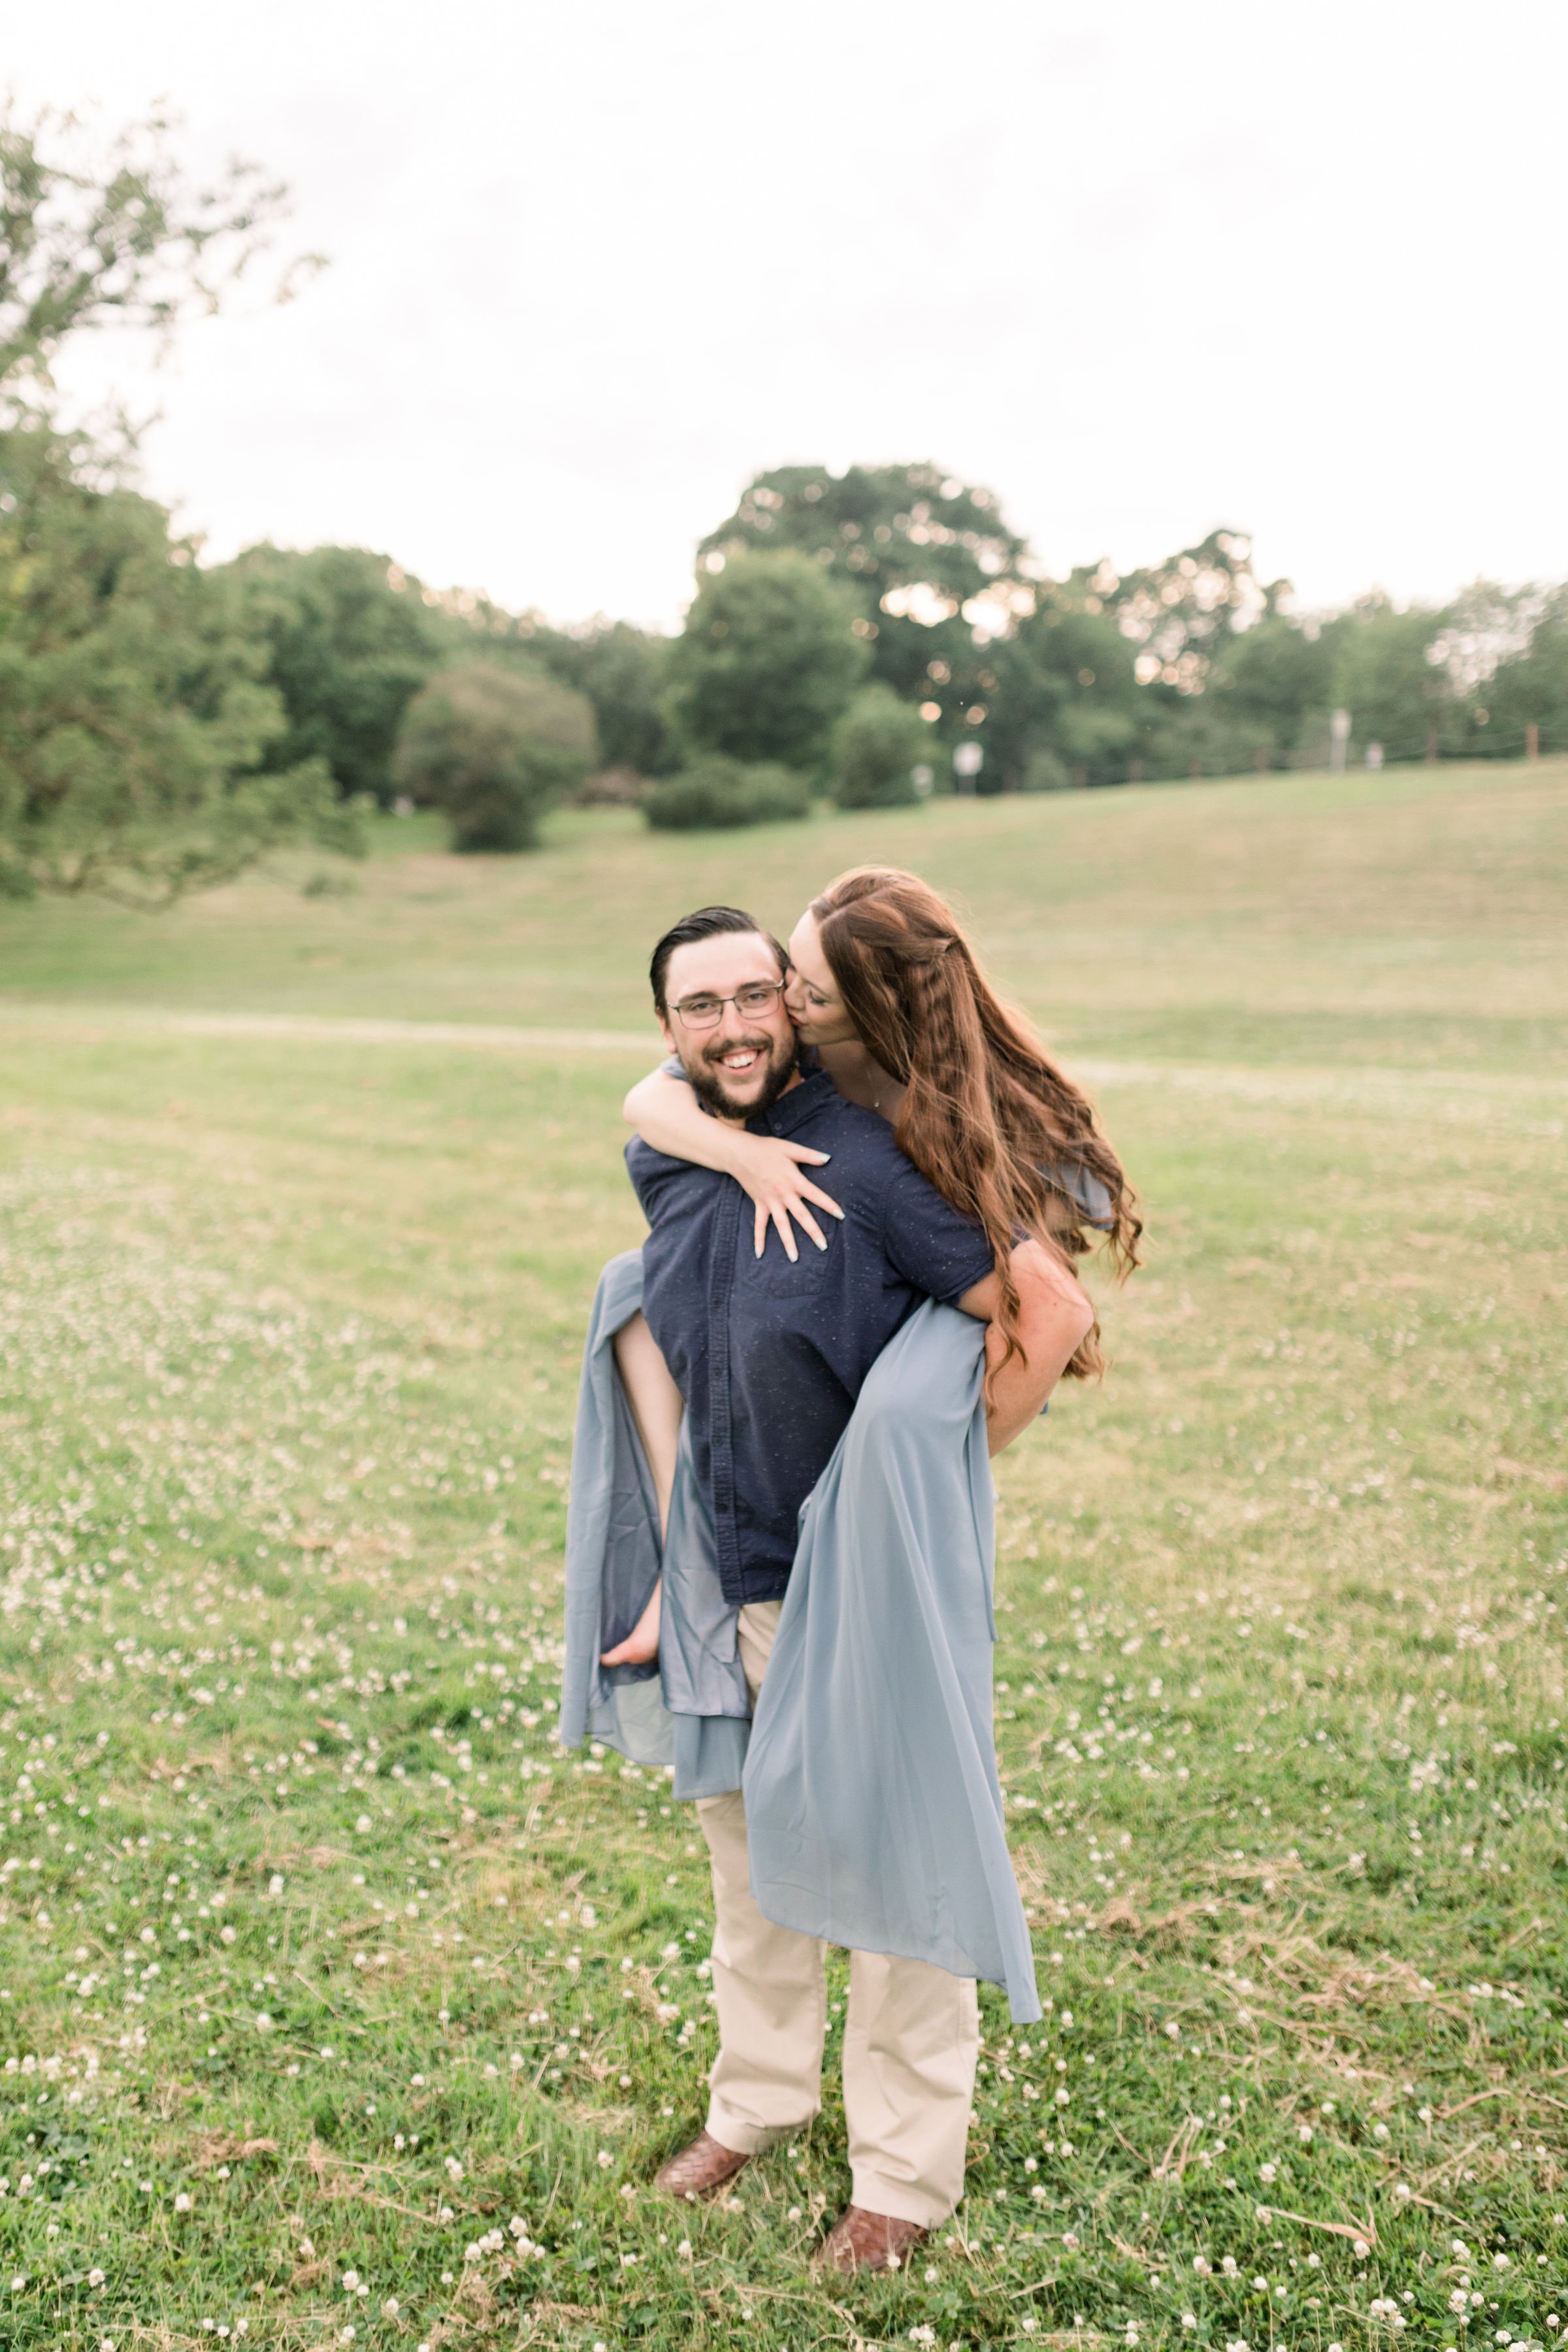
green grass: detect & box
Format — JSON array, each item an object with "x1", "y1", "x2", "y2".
[{"x1": 0, "y1": 760, "x2": 1564, "y2": 2351}]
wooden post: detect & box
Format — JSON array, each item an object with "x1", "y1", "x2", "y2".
[
  {"x1": 1425, "y1": 729, "x2": 1438, "y2": 762},
  {"x1": 1254, "y1": 747, "x2": 1268, "y2": 773},
  {"x1": 1128, "y1": 757, "x2": 1143, "y2": 783},
  {"x1": 1188, "y1": 756, "x2": 1202, "y2": 780},
  {"x1": 1527, "y1": 721, "x2": 1540, "y2": 760}
]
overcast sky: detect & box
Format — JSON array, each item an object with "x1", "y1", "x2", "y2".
[{"x1": 12, "y1": 1, "x2": 1568, "y2": 629}]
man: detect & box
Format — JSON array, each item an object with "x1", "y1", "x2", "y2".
[{"x1": 615, "y1": 904, "x2": 1091, "y2": 2273}]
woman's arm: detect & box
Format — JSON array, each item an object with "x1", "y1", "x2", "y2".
[
  {"x1": 598, "y1": 1311, "x2": 683, "y2": 1667},
  {"x1": 957, "y1": 1242, "x2": 1098, "y2": 1455},
  {"x1": 623, "y1": 1066, "x2": 845, "y2": 1262}
]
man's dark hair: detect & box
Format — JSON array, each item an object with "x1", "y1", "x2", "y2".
[{"x1": 649, "y1": 905, "x2": 788, "y2": 1009}]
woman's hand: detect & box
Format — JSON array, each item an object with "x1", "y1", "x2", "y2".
[
  {"x1": 728, "y1": 1133, "x2": 845, "y2": 1261},
  {"x1": 600, "y1": 1578, "x2": 661, "y2": 1667}
]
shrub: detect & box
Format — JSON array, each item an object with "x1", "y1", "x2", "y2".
[
  {"x1": 643, "y1": 755, "x2": 812, "y2": 832},
  {"x1": 828, "y1": 684, "x2": 930, "y2": 809},
  {"x1": 392, "y1": 663, "x2": 595, "y2": 851},
  {"x1": 1021, "y1": 746, "x2": 1074, "y2": 792}
]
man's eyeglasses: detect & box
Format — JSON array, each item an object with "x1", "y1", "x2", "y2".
[{"x1": 668, "y1": 981, "x2": 785, "y2": 1031}]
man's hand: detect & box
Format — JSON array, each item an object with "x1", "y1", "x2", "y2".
[{"x1": 957, "y1": 1243, "x2": 1096, "y2": 1455}]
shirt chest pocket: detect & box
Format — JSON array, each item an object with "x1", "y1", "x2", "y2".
[{"x1": 744, "y1": 1226, "x2": 840, "y2": 1298}]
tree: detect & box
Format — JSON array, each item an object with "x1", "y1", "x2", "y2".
[
  {"x1": 0, "y1": 421, "x2": 347, "y2": 904},
  {"x1": 828, "y1": 685, "x2": 928, "y2": 809},
  {"x1": 1208, "y1": 611, "x2": 1335, "y2": 764},
  {"x1": 392, "y1": 662, "x2": 595, "y2": 851},
  {"x1": 1, "y1": 101, "x2": 313, "y2": 397},
  {"x1": 699, "y1": 462, "x2": 1033, "y2": 742},
  {"x1": 985, "y1": 598, "x2": 1145, "y2": 788},
  {"x1": 1321, "y1": 596, "x2": 1452, "y2": 759},
  {"x1": 527, "y1": 617, "x2": 679, "y2": 776},
  {"x1": 664, "y1": 548, "x2": 868, "y2": 771},
  {"x1": 0, "y1": 102, "x2": 335, "y2": 904},
  {"x1": 223, "y1": 544, "x2": 448, "y2": 802},
  {"x1": 1431, "y1": 581, "x2": 1561, "y2": 757}
]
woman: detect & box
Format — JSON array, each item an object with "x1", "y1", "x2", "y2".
[
  {"x1": 600, "y1": 864, "x2": 1139, "y2": 1667},
  {"x1": 627, "y1": 862, "x2": 1138, "y2": 1339}
]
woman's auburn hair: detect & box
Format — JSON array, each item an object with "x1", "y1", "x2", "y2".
[{"x1": 810, "y1": 865, "x2": 1141, "y2": 1380}]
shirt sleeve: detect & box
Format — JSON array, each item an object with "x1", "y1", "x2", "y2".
[{"x1": 879, "y1": 1160, "x2": 997, "y2": 1305}]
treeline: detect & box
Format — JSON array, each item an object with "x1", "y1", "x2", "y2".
[{"x1": 5, "y1": 106, "x2": 1568, "y2": 904}]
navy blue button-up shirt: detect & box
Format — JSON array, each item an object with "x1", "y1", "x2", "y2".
[{"x1": 627, "y1": 1068, "x2": 997, "y2": 1605}]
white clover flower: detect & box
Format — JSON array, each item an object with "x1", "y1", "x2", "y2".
[
  {"x1": 341, "y1": 2272, "x2": 359, "y2": 2294},
  {"x1": 174, "y1": 2193, "x2": 192, "y2": 2213},
  {"x1": 444, "y1": 2156, "x2": 464, "y2": 2181}
]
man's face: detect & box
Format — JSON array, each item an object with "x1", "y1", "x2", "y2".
[{"x1": 659, "y1": 931, "x2": 799, "y2": 1120}]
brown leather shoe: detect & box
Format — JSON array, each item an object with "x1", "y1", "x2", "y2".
[
  {"x1": 816, "y1": 2204, "x2": 930, "y2": 2275},
  {"x1": 653, "y1": 2129, "x2": 751, "y2": 2201}
]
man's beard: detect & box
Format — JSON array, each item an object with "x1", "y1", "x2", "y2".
[{"x1": 684, "y1": 1028, "x2": 800, "y2": 1120}]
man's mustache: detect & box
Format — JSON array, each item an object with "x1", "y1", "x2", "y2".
[{"x1": 700, "y1": 1032, "x2": 778, "y2": 1068}]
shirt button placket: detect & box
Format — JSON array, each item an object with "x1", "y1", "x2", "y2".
[{"x1": 706, "y1": 1179, "x2": 743, "y2": 1602}]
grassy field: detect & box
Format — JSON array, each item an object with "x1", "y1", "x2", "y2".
[{"x1": 0, "y1": 760, "x2": 1563, "y2": 2352}]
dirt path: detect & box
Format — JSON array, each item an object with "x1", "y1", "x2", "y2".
[{"x1": 2, "y1": 1000, "x2": 1562, "y2": 1120}]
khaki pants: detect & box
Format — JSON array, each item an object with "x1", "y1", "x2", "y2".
[{"x1": 695, "y1": 1599, "x2": 979, "y2": 2227}]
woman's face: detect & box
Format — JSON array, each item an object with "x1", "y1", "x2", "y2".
[{"x1": 785, "y1": 911, "x2": 858, "y2": 1045}]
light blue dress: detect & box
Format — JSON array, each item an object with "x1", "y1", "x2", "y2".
[{"x1": 559, "y1": 1250, "x2": 1041, "y2": 2023}]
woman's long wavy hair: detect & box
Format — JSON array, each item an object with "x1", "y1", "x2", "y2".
[{"x1": 810, "y1": 866, "x2": 1141, "y2": 1380}]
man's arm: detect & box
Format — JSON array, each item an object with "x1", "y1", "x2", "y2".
[{"x1": 956, "y1": 1241, "x2": 1096, "y2": 1456}]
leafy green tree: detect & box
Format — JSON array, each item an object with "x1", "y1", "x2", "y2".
[
  {"x1": 985, "y1": 598, "x2": 1145, "y2": 787},
  {"x1": 1209, "y1": 612, "x2": 1335, "y2": 763},
  {"x1": 1, "y1": 101, "x2": 312, "y2": 397},
  {"x1": 1090, "y1": 531, "x2": 1264, "y2": 694},
  {"x1": 526, "y1": 618, "x2": 679, "y2": 776},
  {"x1": 1429, "y1": 581, "x2": 1565, "y2": 757},
  {"x1": 0, "y1": 423, "x2": 346, "y2": 904},
  {"x1": 223, "y1": 544, "x2": 448, "y2": 802},
  {"x1": 1322, "y1": 596, "x2": 1452, "y2": 758},
  {"x1": 664, "y1": 548, "x2": 867, "y2": 770},
  {"x1": 828, "y1": 685, "x2": 930, "y2": 809},
  {"x1": 0, "y1": 102, "x2": 333, "y2": 903},
  {"x1": 699, "y1": 462, "x2": 1032, "y2": 742},
  {"x1": 392, "y1": 662, "x2": 595, "y2": 851},
  {"x1": 643, "y1": 756, "x2": 811, "y2": 832}
]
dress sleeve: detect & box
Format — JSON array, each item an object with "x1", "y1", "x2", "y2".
[{"x1": 879, "y1": 1161, "x2": 997, "y2": 1305}]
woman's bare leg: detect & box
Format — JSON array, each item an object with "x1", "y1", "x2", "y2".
[{"x1": 600, "y1": 1312, "x2": 683, "y2": 1666}]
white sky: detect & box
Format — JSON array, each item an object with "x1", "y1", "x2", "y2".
[{"x1": 12, "y1": 0, "x2": 1568, "y2": 629}]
